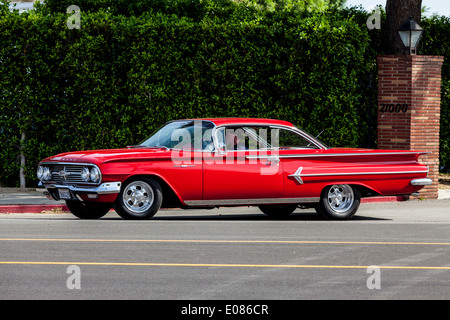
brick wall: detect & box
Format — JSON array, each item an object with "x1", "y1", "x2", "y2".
[{"x1": 377, "y1": 55, "x2": 444, "y2": 199}]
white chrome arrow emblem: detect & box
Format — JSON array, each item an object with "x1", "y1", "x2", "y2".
[
  {"x1": 57, "y1": 167, "x2": 71, "y2": 180},
  {"x1": 288, "y1": 167, "x2": 303, "y2": 184}
]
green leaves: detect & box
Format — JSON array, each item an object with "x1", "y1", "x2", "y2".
[
  {"x1": 7, "y1": 1, "x2": 449, "y2": 186},
  {"x1": 421, "y1": 16, "x2": 450, "y2": 171}
]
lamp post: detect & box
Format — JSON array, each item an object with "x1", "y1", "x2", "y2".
[{"x1": 396, "y1": 17, "x2": 423, "y2": 55}]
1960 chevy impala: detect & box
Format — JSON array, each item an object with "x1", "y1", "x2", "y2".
[{"x1": 37, "y1": 118, "x2": 432, "y2": 220}]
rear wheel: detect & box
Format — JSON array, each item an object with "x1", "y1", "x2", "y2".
[
  {"x1": 315, "y1": 184, "x2": 360, "y2": 220},
  {"x1": 65, "y1": 201, "x2": 111, "y2": 219},
  {"x1": 113, "y1": 177, "x2": 162, "y2": 220},
  {"x1": 259, "y1": 204, "x2": 298, "y2": 218}
]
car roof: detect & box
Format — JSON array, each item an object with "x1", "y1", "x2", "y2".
[{"x1": 180, "y1": 118, "x2": 295, "y2": 127}]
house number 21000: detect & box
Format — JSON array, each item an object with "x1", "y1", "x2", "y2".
[{"x1": 380, "y1": 104, "x2": 408, "y2": 113}]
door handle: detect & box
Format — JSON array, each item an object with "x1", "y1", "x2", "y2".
[{"x1": 265, "y1": 156, "x2": 280, "y2": 166}]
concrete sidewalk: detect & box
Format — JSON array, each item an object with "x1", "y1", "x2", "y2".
[{"x1": 1, "y1": 186, "x2": 449, "y2": 214}]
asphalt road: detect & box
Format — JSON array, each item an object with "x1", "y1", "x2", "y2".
[{"x1": 1, "y1": 200, "x2": 449, "y2": 303}]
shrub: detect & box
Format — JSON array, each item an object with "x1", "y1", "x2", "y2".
[{"x1": 0, "y1": 1, "x2": 417, "y2": 187}]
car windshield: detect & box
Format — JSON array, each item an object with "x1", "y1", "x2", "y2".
[{"x1": 139, "y1": 120, "x2": 215, "y2": 150}]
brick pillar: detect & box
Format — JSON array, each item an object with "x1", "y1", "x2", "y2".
[{"x1": 377, "y1": 55, "x2": 444, "y2": 199}]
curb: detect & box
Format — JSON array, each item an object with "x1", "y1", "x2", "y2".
[
  {"x1": 0, "y1": 196, "x2": 408, "y2": 214},
  {"x1": 0, "y1": 204, "x2": 69, "y2": 214}
]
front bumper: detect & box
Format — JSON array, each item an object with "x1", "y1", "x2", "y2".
[{"x1": 37, "y1": 181, "x2": 121, "y2": 202}]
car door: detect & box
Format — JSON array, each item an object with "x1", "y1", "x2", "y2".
[
  {"x1": 202, "y1": 125, "x2": 284, "y2": 201},
  {"x1": 272, "y1": 126, "x2": 326, "y2": 200}
]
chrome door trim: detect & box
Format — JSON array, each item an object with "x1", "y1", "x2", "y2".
[
  {"x1": 184, "y1": 197, "x2": 320, "y2": 206},
  {"x1": 292, "y1": 170, "x2": 429, "y2": 178},
  {"x1": 247, "y1": 151, "x2": 431, "y2": 159}
]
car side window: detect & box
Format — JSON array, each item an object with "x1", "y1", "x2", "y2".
[
  {"x1": 216, "y1": 126, "x2": 267, "y2": 151},
  {"x1": 269, "y1": 127, "x2": 318, "y2": 149},
  {"x1": 201, "y1": 121, "x2": 215, "y2": 151},
  {"x1": 216, "y1": 125, "x2": 319, "y2": 151}
]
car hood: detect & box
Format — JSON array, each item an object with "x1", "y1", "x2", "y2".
[{"x1": 40, "y1": 147, "x2": 175, "y2": 165}]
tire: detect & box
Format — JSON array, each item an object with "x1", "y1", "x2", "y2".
[
  {"x1": 113, "y1": 177, "x2": 162, "y2": 220},
  {"x1": 258, "y1": 204, "x2": 298, "y2": 218},
  {"x1": 65, "y1": 201, "x2": 111, "y2": 219},
  {"x1": 315, "y1": 184, "x2": 360, "y2": 220}
]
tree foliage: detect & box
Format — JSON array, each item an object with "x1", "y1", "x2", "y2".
[
  {"x1": 0, "y1": 0, "x2": 448, "y2": 187},
  {"x1": 421, "y1": 15, "x2": 450, "y2": 171}
]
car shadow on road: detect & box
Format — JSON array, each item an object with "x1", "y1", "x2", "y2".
[
  {"x1": 8, "y1": 209, "x2": 388, "y2": 221},
  {"x1": 132, "y1": 212, "x2": 390, "y2": 221},
  {"x1": 10, "y1": 212, "x2": 389, "y2": 221}
]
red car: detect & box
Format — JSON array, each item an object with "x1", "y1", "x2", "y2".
[{"x1": 37, "y1": 118, "x2": 431, "y2": 220}]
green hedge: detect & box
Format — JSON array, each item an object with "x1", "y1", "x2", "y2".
[
  {"x1": 1, "y1": 0, "x2": 447, "y2": 187},
  {"x1": 421, "y1": 15, "x2": 450, "y2": 172}
]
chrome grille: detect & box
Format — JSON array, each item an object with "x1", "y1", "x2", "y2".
[{"x1": 49, "y1": 164, "x2": 95, "y2": 184}]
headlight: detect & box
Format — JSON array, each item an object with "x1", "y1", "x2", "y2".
[
  {"x1": 81, "y1": 167, "x2": 90, "y2": 182},
  {"x1": 37, "y1": 166, "x2": 44, "y2": 180},
  {"x1": 90, "y1": 167, "x2": 100, "y2": 183},
  {"x1": 37, "y1": 165, "x2": 51, "y2": 181},
  {"x1": 42, "y1": 166, "x2": 51, "y2": 180}
]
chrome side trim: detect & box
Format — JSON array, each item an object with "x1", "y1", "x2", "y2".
[
  {"x1": 247, "y1": 151, "x2": 431, "y2": 159},
  {"x1": 289, "y1": 167, "x2": 304, "y2": 184},
  {"x1": 411, "y1": 178, "x2": 433, "y2": 186},
  {"x1": 45, "y1": 182, "x2": 122, "y2": 194},
  {"x1": 288, "y1": 168, "x2": 429, "y2": 184},
  {"x1": 298, "y1": 170, "x2": 429, "y2": 177},
  {"x1": 184, "y1": 197, "x2": 320, "y2": 206},
  {"x1": 40, "y1": 161, "x2": 100, "y2": 167}
]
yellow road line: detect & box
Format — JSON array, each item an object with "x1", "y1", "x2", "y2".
[
  {"x1": 0, "y1": 238, "x2": 449, "y2": 246},
  {"x1": 0, "y1": 261, "x2": 449, "y2": 270}
]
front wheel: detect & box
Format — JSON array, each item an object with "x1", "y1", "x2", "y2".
[
  {"x1": 113, "y1": 177, "x2": 163, "y2": 220},
  {"x1": 315, "y1": 184, "x2": 360, "y2": 220},
  {"x1": 65, "y1": 201, "x2": 111, "y2": 219}
]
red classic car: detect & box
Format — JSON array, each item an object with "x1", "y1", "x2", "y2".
[{"x1": 37, "y1": 118, "x2": 432, "y2": 220}]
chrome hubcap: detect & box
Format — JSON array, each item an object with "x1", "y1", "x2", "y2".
[
  {"x1": 123, "y1": 181, "x2": 154, "y2": 214},
  {"x1": 326, "y1": 185, "x2": 354, "y2": 214}
]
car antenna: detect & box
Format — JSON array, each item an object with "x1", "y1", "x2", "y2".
[{"x1": 315, "y1": 130, "x2": 324, "y2": 139}]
